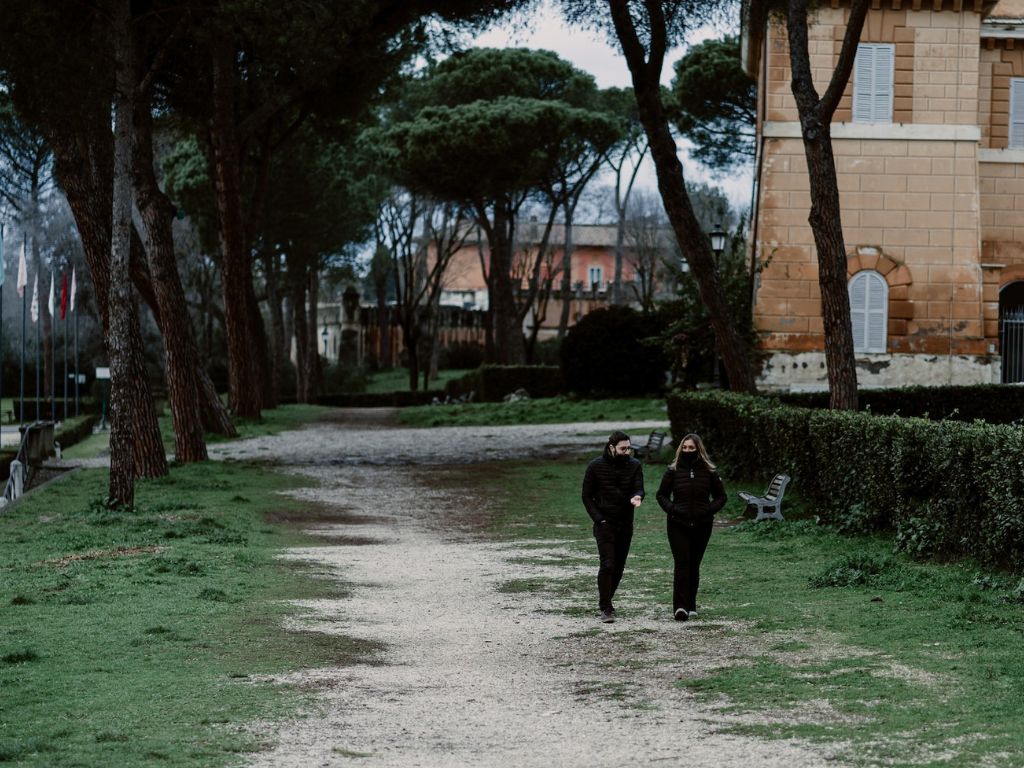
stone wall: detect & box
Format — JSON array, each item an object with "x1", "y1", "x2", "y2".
[{"x1": 753, "y1": 6, "x2": 993, "y2": 378}]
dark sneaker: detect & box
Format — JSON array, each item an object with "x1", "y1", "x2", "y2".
[
  {"x1": 600, "y1": 610, "x2": 615, "y2": 623},
  {"x1": 674, "y1": 608, "x2": 688, "y2": 621}
]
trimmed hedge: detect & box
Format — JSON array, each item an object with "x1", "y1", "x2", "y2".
[
  {"x1": 444, "y1": 365, "x2": 563, "y2": 402},
  {"x1": 55, "y1": 414, "x2": 102, "y2": 450},
  {"x1": 778, "y1": 384, "x2": 1024, "y2": 424},
  {"x1": 668, "y1": 390, "x2": 1024, "y2": 570}
]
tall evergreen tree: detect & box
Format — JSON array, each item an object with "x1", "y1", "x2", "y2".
[{"x1": 561, "y1": 0, "x2": 758, "y2": 392}]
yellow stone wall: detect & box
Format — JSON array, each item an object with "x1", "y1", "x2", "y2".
[{"x1": 754, "y1": 7, "x2": 989, "y2": 359}]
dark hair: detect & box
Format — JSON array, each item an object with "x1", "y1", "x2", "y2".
[{"x1": 605, "y1": 430, "x2": 631, "y2": 456}]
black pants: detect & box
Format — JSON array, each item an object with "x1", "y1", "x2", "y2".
[
  {"x1": 594, "y1": 520, "x2": 633, "y2": 612},
  {"x1": 666, "y1": 517, "x2": 714, "y2": 613}
]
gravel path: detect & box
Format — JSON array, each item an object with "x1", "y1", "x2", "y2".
[{"x1": 217, "y1": 411, "x2": 848, "y2": 766}]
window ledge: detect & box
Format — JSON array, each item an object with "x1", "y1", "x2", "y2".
[{"x1": 763, "y1": 122, "x2": 982, "y2": 142}]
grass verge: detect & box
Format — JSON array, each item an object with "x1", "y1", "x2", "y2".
[
  {"x1": 363, "y1": 368, "x2": 472, "y2": 394},
  {"x1": 0, "y1": 459, "x2": 376, "y2": 767},
  {"x1": 474, "y1": 458, "x2": 1024, "y2": 767},
  {"x1": 398, "y1": 396, "x2": 669, "y2": 428}
]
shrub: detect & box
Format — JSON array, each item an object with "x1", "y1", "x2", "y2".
[
  {"x1": 323, "y1": 363, "x2": 369, "y2": 394},
  {"x1": 560, "y1": 306, "x2": 666, "y2": 396},
  {"x1": 668, "y1": 389, "x2": 1024, "y2": 570},
  {"x1": 777, "y1": 384, "x2": 1024, "y2": 425},
  {"x1": 440, "y1": 341, "x2": 484, "y2": 370},
  {"x1": 809, "y1": 554, "x2": 895, "y2": 588},
  {"x1": 444, "y1": 365, "x2": 563, "y2": 402}
]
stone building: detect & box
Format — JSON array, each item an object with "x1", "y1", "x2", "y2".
[
  {"x1": 439, "y1": 221, "x2": 677, "y2": 340},
  {"x1": 743, "y1": 0, "x2": 1024, "y2": 389}
]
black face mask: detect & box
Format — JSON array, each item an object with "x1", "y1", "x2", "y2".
[{"x1": 679, "y1": 451, "x2": 699, "y2": 467}]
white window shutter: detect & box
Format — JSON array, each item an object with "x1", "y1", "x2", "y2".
[
  {"x1": 853, "y1": 46, "x2": 875, "y2": 122},
  {"x1": 873, "y1": 45, "x2": 894, "y2": 123},
  {"x1": 866, "y1": 273, "x2": 887, "y2": 353},
  {"x1": 1010, "y1": 79, "x2": 1024, "y2": 149},
  {"x1": 849, "y1": 271, "x2": 888, "y2": 353},
  {"x1": 849, "y1": 273, "x2": 867, "y2": 351},
  {"x1": 853, "y1": 44, "x2": 894, "y2": 124}
]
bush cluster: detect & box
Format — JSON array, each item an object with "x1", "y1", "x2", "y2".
[
  {"x1": 444, "y1": 365, "x2": 563, "y2": 402},
  {"x1": 668, "y1": 390, "x2": 1024, "y2": 570},
  {"x1": 778, "y1": 384, "x2": 1024, "y2": 424},
  {"x1": 55, "y1": 414, "x2": 101, "y2": 450},
  {"x1": 560, "y1": 306, "x2": 666, "y2": 396}
]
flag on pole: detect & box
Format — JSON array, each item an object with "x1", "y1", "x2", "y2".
[
  {"x1": 61, "y1": 272, "x2": 68, "y2": 320},
  {"x1": 30, "y1": 274, "x2": 38, "y2": 323},
  {"x1": 70, "y1": 267, "x2": 77, "y2": 312},
  {"x1": 17, "y1": 242, "x2": 27, "y2": 298},
  {"x1": 48, "y1": 273, "x2": 55, "y2": 316}
]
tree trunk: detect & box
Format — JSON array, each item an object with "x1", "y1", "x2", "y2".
[
  {"x1": 786, "y1": 0, "x2": 866, "y2": 410},
  {"x1": 209, "y1": 36, "x2": 262, "y2": 418},
  {"x1": 40, "y1": 23, "x2": 166, "y2": 486},
  {"x1": 404, "y1": 321, "x2": 420, "y2": 391},
  {"x1": 557, "y1": 200, "x2": 577, "y2": 339},
  {"x1": 376, "y1": 287, "x2": 391, "y2": 369},
  {"x1": 132, "y1": 98, "x2": 210, "y2": 462},
  {"x1": 197, "y1": 369, "x2": 237, "y2": 436},
  {"x1": 487, "y1": 204, "x2": 526, "y2": 364},
  {"x1": 305, "y1": 265, "x2": 320, "y2": 400},
  {"x1": 606, "y1": 0, "x2": 757, "y2": 393},
  {"x1": 110, "y1": 0, "x2": 139, "y2": 504},
  {"x1": 612, "y1": 201, "x2": 627, "y2": 306},
  {"x1": 282, "y1": 294, "x2": 294, "y2": 378},
  {"x1": 291, "y1": 279, "x2": 309, "y2": 403},
  {"x1": 264, "y1": 248, "x2": 286, "y2": 402}
]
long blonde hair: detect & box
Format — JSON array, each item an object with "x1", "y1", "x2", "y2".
[{"x1": 669, "y1": 433, "x2": 716, "y2": 471}]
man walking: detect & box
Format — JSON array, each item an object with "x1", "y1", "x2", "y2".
[{"x1": 581, "y1": 431, "x2": 644, "y2": 623}]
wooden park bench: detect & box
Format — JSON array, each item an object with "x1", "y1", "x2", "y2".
[
  {"x1": 630, "y1": 430, "x2": 667, "y2": 461},
  {"x1": 738, "y1": 473, "x2": 791, "y2": 521}
]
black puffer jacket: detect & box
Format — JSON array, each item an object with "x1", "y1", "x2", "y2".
[
  {"x1": 581, "y1": 455, "x2": 645, "y2": 524},
  {"x1": 656, "y1": 462, "x2": 726, "y2": 523}
]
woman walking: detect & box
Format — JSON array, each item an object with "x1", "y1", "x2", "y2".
[{"x1": 655, "y1": 433, "x2": 726, "y2": 621}]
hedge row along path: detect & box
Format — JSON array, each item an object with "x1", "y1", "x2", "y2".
[{"x1": 211, "y1": 409, "x2": 845, "y2": 767}]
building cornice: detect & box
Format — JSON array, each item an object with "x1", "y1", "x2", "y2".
[{"x1": 763, "y1": 121, "x2": 982, "y2": 141}]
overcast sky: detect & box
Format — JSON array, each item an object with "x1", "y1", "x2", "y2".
[{"x1": 471, "y1": 1, "x2": 754, "y2": 216}]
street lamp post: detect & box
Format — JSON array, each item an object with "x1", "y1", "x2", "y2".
[
  {"x1": 709, "y1": 225, "x2": 726, "y2": 388},
  {"x1": 321, "y1": 326, "x2": 329, "y2": 359}
]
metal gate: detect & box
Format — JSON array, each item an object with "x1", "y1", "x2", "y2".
[{"x1": 1000, "y1": 307, "x2": 1024, "y2": 383}]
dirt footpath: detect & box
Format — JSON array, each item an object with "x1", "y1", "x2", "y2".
[{"x1": 214, "y1": 411, "x2": 846, "y2": 768}]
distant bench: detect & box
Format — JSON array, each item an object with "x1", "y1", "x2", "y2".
[
  {"x1": 630, "y1": 430, "x2": 667, "y2": 461},
  {"x1": 738, "y1": 473, "x2": 791, "y2": 521}
]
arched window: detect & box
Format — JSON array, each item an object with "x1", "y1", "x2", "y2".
[{"x1": 849, "y1": 271, "x2": 888, "y2": 353}]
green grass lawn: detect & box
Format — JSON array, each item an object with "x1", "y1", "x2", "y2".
[
  {"x1": 363, "y1": 368, "x2": 472, "y2": 394},
  {"x1": 0, "y1": 402, "x2": 362, "y2": 767},
  {"x1": 0, "y1": 462, "x2": 375, "y2": 767},
  {"x1": 476, "y1": 459, "x2": 1024, "y2": 767},
  {"x1": 398, "y1": 396, "x2": 669, "y2": 427}
]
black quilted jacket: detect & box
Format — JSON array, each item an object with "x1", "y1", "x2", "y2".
[
  {"x1": 656, "y1": 463, "x2": 727, "y2": 523},
  {"x1": 581, "y1": 455, "x2": 645, "y2": 524}
]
